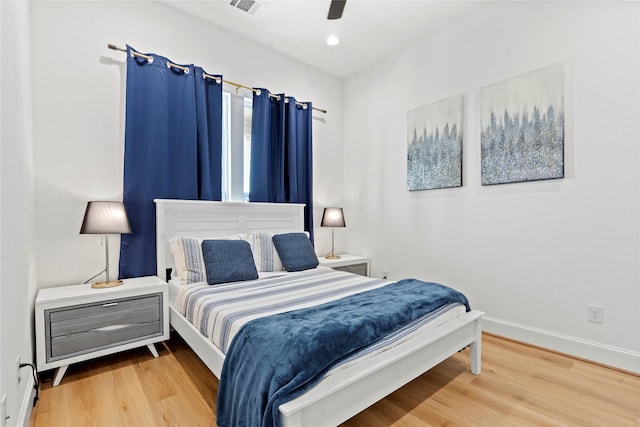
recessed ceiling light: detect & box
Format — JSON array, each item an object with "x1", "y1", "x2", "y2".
[{"x1": 326, "y1": 35, "x2": 340, "y2": 46}]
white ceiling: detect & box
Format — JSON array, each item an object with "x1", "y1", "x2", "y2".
[{"x1": 162, "y1": 0, "x2": 491, "y2": 79}]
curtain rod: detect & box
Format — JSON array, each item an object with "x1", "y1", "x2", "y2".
[{"x1": 107, "y1": 44, "x2": 327, "y2": 114}]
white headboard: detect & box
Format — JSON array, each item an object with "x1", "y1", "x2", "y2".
[{"x1": 154, "y1": 199, "x2": 305, "y2": 279}]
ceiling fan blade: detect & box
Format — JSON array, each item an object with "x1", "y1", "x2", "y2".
[{"x1": 327, "y1": 0, "x2": 346, "y2": 20}]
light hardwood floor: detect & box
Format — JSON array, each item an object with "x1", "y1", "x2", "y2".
[{"x1": 30, "y1": 333, "x2": 640, "y2": 426}]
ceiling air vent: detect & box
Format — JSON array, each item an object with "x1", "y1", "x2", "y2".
[{"x1": 229, "y1": 0, "x2": 262, "y2": 15}]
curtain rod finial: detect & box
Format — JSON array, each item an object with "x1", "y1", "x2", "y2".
[{"x1": 108, "y1": 43, "x2": 126, "y2": 52}]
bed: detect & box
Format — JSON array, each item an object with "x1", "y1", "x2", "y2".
[{"x1": 155, "y1": 199, "x2": 483, "y2": 427}]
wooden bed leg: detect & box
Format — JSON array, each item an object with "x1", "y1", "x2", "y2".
[{"x1": 470, "y1": 332, "x2": 482, "y2": 375}]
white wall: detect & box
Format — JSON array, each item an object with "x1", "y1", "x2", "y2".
[
  {"x1": 1, "y1": 1, "x2": 38, "y2": 425},
  {"x1": 29, "y1": 1, "x2": 344, "y2": 288},
  {"x1": 343, "y1": 1, "x2": 639, "y2": 372}
]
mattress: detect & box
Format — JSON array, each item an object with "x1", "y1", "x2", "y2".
[
  {"x1": 170, "y1": 267, "x2": 466, "y2": 359},
  {"x1": 168, "y1": 270, "x2": 291, "y2": 306}
]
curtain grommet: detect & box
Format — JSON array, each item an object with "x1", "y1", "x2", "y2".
[
  {"x1": 130, "y1": 51, "x2": 153, "y2": 64},
  {"x1": 167, "y1": 61, "x2": 189, "y2": 74}
]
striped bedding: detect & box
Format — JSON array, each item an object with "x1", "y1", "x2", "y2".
[{"x1": 173, "y1": 267, "x2": 466, "y2": 357}]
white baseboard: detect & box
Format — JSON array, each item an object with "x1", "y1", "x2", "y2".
[
  {"x1": 15, "y1": 375, "x2": 36, "y2": 427},
  {"x1": 483, "y1": 316, "x2": 640, "y2": 374}
]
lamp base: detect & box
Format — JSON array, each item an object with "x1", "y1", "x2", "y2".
[
  {"x1": 325, "y1": 254, "x2": 341, "y2": 260},
  {"x1": 91, "y1": 280, "x2": 124, "y2": 289}
]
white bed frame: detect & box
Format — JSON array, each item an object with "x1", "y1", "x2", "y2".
[{"x1": 155, "y1": 199, "x2": 483, "y2": 427}]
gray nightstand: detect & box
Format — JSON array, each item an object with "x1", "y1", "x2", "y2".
[
  {"x1": 318, "y1": 254, "x2": 370, "y2": 276},
  {"x1": 35, "y1": 276, "x2": 169, "y2": 386}
]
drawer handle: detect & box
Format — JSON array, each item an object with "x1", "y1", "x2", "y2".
[
  {"x1": 92, "y1": 324, "x2": 132, "y2": 332},
  {"x1": 102, "y1": 302, "x2": 118, "y2": 308}
]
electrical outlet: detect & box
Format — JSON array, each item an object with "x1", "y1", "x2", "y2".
[
  {"x1": 587, "y1": 305, "x2": 604, "y2": 324},
  {"x1": 1, "y1": 394, "x2": 8, "y2": 423},
  {"x1": 382, "y1": 271, "x2": 389, "y2": 280},
  {"x1": 16, "y1": 355, "x2": 21, "y2": 384}
]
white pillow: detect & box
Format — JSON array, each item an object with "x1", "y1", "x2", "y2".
[
  {"x1": 169, "y1": 234, "x2": 246, "y2": 284},
  {"x1": 247, "y1": 231, "x2": 283, "y2": 272}
]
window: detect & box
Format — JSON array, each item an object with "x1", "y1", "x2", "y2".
[
  {"x1": 222, "y1": 92, "x2": 252, "y2": 202},
  {"x1": 243, "y1": 97, "x2": 252, "y2": 200}
]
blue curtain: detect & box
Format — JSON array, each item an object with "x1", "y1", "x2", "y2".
[
  {"x1": 195, "y1": 67, "x2": 223, "y2": 200},
  {"x1": 119, "y1": 46, "x2": 222, "y2": 278},
  {"x1": 250, "y1": 90, "x2": 314, "y2": 242},
  {"x1": 285, "y1": 97, "x2": 314, "y2": 240},
  {"x1": 249, "y1": 89, "x2": 285, "y2": 202}
]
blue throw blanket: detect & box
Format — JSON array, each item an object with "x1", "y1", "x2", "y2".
[{"x1": 216, "y1": 279, "x2": 470, "y2": 427}]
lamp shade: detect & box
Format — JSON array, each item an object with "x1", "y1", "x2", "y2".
[
  {"x1": 320, "y1": 207, "x2": 345, "y2": 228},
  {"x1": 80, "y1": 201, "x2": 131, "y2": 235}
]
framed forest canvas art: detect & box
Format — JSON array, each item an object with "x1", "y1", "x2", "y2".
[
  {"x1": 480, "y1": 62, "x2": 565, "y2": 185},
  {"x1": 407, "y1": 94, "x2": 463, "y2": 191}
]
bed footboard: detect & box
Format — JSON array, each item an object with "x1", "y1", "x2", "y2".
[{"x1": 279, "y1": 309, "x2": 483, "y2": 427}]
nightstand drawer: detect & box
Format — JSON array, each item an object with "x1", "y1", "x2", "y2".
[
  {"x1": 45, "y1": 293, "x2": 163, "y2": 362},
  {"x1": 333, "y1": 263, "x2": 368, "y2": 276}
]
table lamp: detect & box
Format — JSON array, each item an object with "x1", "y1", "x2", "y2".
[
  {"x1": 321, "y1": 207, "x2": 345, "y2": 259},
  {"x1": 80, "y1": 201, "x2": 132, "y2": 288}
]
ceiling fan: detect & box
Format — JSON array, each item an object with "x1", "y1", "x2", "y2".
[{"x1": 327, "y1": 0, "x2": 347, "y2": 20}]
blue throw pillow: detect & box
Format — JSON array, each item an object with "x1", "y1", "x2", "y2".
[
  {"x1": 201, "y1": 240, "x2": 258, "y2": 285},
  {"x1": 272, "y1": 233, "x2": 319, "y2": 272}
]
